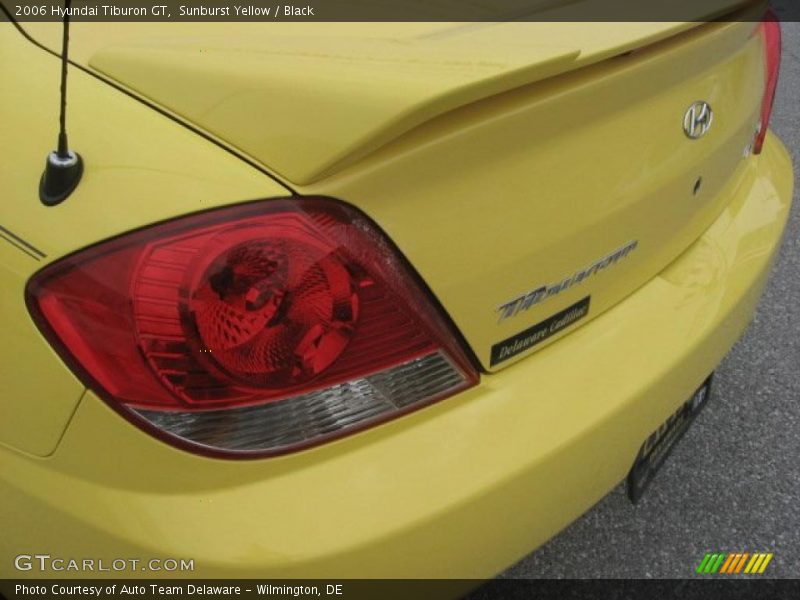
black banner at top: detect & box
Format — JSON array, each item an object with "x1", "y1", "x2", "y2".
[{"x1": 1, "y1": 0, "x2": 799, "y2": 22}]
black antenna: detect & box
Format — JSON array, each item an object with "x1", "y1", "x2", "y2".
[{"x1": 40, "y1": 0, "x2": 83, "y2": 206}]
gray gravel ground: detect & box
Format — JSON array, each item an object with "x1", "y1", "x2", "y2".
[{"x1": 499, "y1": 16, "x2": 800, "y2": 580}]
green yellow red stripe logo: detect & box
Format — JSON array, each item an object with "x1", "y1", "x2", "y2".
[{"x1": 696, "y1": 552, "x2": 773, "y2": 574}]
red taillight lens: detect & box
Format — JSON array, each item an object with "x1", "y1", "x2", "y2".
[
  {"x1": 754, "y1": 9, "x2": 782, "y2": 154},
  {"x1": 27, "y1": 198, "x2": 478, "y2": 456}
]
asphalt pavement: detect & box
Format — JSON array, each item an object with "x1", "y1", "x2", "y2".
[{"x1": 497, "y1": 17, "x2": 800, "y2": 580}]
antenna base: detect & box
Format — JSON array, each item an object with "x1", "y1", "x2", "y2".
[{"x1": 40, "y1": 150, "x2": 83, "y2": 206}]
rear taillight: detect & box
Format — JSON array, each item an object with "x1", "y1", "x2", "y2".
[
  {"x1": 27, "y1": 198, "x2": 478, "y2": 456},
  {"x1": 754, "y1": 9, "x2": 782, "y2": 154}
]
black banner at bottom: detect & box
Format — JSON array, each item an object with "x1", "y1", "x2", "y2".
[{"x1": 3, "y1": 579, "x2": 800, "y2": 600}]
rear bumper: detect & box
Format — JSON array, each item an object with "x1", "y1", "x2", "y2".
[{"x1": 0, "y1": 133, "x2": 793, "y2": 579}]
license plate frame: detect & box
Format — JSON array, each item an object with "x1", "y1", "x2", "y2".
[{"x1": 626, "y1": 375, "x2": 714, "y2": 503}]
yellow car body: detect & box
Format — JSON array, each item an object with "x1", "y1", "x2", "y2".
[{"x1": 0, "y1": 2, "x2": 795, "y2": 580}]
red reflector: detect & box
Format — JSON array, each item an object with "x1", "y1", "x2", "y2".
[
  {"x1": 27, "y1": 198, "x2": 478, "y2": 456},
  {"x1": 754, "y1": 10, "x2": 782, "y2": 154}
]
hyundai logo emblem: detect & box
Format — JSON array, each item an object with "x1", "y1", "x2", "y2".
[{"x1": 683, "y1": 101, "x2": 714, "y2": 139}]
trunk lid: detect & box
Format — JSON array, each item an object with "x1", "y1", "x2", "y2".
[{"x1": 297, "y1": 17, "x2": 768, "y2": 370}]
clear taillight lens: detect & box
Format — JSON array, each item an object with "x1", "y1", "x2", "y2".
[
  {"x1": 754, "y1": 9, "x2": 782, "y2": 154},
  {"x1": 27, "y1": 198, "x2": 478, "y2": 456}
]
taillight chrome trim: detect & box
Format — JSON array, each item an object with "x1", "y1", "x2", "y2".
[{"x1": 135, "y1": 350, "x2": 471, "y2": 456}]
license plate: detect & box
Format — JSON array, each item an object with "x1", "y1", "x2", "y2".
[{"x1": 626, "y1": 375, "x2": 713, "y2": 503}]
